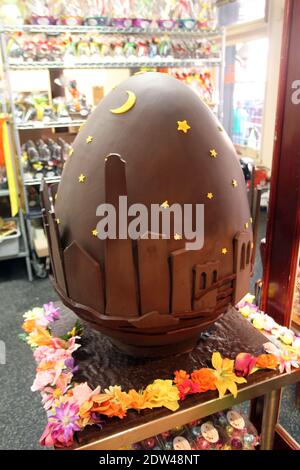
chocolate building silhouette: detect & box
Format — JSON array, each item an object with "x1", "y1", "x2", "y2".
[{"x1": 41, "y1": 73, "x2": 253, "y2": 357}]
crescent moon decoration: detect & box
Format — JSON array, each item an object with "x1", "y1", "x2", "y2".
[{"x1": 110, "y1": 90, "x2": 136, "y2": 114}]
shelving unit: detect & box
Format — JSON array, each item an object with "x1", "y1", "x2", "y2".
[
  {"x1": 0, "y1": 23, "x2": 225, "y2": 279},
  {"x1": 16, "y1": 119, "x2": 85, "y2": 130},
  {"x1": 0, "y1": 24, "x2": 223, "y2": 37},
  {"x1": 8, "y1": 58, "x2": 221, "y2": 69},
  {"x1": 0, "y1": 188, "x2": 9, "y2": 196}
]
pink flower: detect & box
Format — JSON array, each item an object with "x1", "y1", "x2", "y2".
[
  {"x1": 177, "y1": 378, "x2": 201, "y2": 400},
  {"x1": 32, "y1": 371, "x2": 56, "y2": 392},
  {"x1": 49, "y1": 336, "x2": 80, "y2": 353},
  {"x1": 43, "y1": 302, "x2": 60, "y2": 322},
  {"x1": 67, "y1": 336, "x2": 81, "y2": 354},
  {"x1": 264, "y1": 342, "x2": 300, "y2": 374},
  {"x1": 34, "y1": 346, "x2": 71, "y2": 365},
  {"x1": 41, "y1": 384, "x2": 68, "y2": 410},
  {"x1": 71, "y1": 382, "x2": 101, "y2": 407},
  {"x1": 32, "y1": 369, "x2": 73, "y2": 392},
  {"x1": 40, "y1": 401, "x2": 81, "y2": 447},
  {"x1": 235, "y1": 353, "x2": 257, "y2": 377}
]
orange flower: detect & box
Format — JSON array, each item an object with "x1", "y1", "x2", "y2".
[
  {"x1": 174, "y1": 370, "x2": 190, "y2": 385},
  {"x1": 91, "y1": 393, "x2": 127, "y2": 419},
  {"x1": 22, "y1": 319, "x2": 37, "y2": 334},
  {"x1": 127, "y1": 389, "x2": 147, "y2": 410},
  {"x1": 191, "y1": 368, "x2": 217, "y2": 392},
  {"x1": 37, "y1": 361, "x2": 56, "y2": 372},
  {"x1": 79, "y1": 401, "x2": 94, "y2": 427},
  {"x1": 256, "y1": 354, "x2": 278, "y2": 370}
]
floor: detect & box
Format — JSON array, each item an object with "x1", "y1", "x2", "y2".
[{"x1": 0, "y1": 213, "x2": 299, "y2": 449}]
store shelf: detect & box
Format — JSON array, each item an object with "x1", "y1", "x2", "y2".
[
  {"x1": 8, "y1": 58, "x2": 221, "y2": 70},
  {"x1": 0, "y1": 232, "x2": 29, "y2": 261},
  {"x1": 0, "y1": 188, "x2": 9, "y2": 197},
  {"x1": 24, "y1": 176, "x2": 61, "y2": 186},
  {"x1": 16, "y1": 119, "x2": 85, "y2": 130},
  {"x1": 0, "y1": 24, "x2": 223, "y2": 38},
  {"x1": 27, "y1": 210, "x2": 42, "y2": 220}
]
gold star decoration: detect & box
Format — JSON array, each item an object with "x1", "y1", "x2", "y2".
[
  {"x1": 232, "y1": 179, "x2": 238, "y2": 188},
  {"x1": 177, "y1": 120, "x2": 191, "y2": 134},
  {"x1": 86, "y1": 135, "x2": 93, "y2": 144},
  {"x1": 92, "y1": 229, "x2": 98, "y2": 237},
  {"x1": 244, "y1": 222, "x2": 249, "y2": 229},
  {"x1": 210, "y1": 149, "x2": 218, "y2": 158},
  {"x1": 79, "y1": 123, "x2": 85, "y2": 131},
  {"x1": 174, "y1": 233, "x2": 182, "y2": 240},
  {"x1": 78, "y1": 173, "x2": 86, "y2": 183},
  {"x1": 221, "y1": 248, "x2": 228, "y2": 255},
  {"x1": 56, "y1": 218, "x2": 60, "y2": 224},
  {"x1": 69, "y1": 147, "x2": 74, "y2": 157},
  {"x1": 160, "y1": 200, "x2": 169, "y2": 209},
  {"x1": 207, "y1": 192, "x2": 214, "y2": 200}
]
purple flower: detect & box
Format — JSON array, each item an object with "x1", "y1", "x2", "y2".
[
  {"x1": 43, "y1": 302, "x2": 60, "y2": 322},
  {"x1": 40, "y1": 401, "x2": 81, "y2": 447},
  {"x1": 64, "y1": 357, "x2": 79, "y2": 374},
  {"x1": 53, "y1": 402, "x2": 80, "y2": 442}
]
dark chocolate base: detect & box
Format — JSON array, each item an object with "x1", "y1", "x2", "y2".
[{"x1": 64, "y1": 306, "x2": 267, "y2": 391}]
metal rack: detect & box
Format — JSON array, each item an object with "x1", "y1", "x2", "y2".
[
  {"x1": 0, "y1": 24, "x2": 223, "y2": 38},
  {"x1": 0, "y1": 125, "x2": 33, "y2": 280},
  {"x1": 8, "y1": 58, "x2": 221, "y2": 70},
  {"x1": 0, "y1": 23, "x2": 225, "y2": 279}
]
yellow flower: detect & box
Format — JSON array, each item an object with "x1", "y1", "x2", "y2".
[
  {"x1": 210, "y1": 352, "x2": 247, "y2": 398},
  {"x1": 142, "y1": 379, "x2": 180, "y2": 412},
  {"x1": 23, "y1": 307, "x2": 45, "y2": 321},
  {"x1": 252, "y1": 316, "x2": 264, "y2": 330},
  {"x1": 26, "y1": 326, "x2": 52, "y2": 347},
  {"x1": 239, "y1": 305, "x2": 252, "y2": 318},
  {"x1": 280, "y1": 332, "x2": 294, "y2": 346},
  {"x1": 67, "y1": 327, "x2": 77, "y2": 337},
  {"x1": 242, "y1": 294, "x2": 255, "y2": 304}
]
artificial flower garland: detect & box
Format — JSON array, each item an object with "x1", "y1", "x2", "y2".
[{"x1": 20, "y1": 297, "x2": 300, "y2": 448}]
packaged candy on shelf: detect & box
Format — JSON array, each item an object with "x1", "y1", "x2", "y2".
[
  {"x1": 213, "y1": 409, "x2": 260, "y2": 450},
  {"x1": 187, "y1": 419, "x2": 229, "y2": 450},
  {"x1": 158, "y1": 426, "x2": 198, "y2": 450},
  {"x1": 111, "y1": 0, "x2": 133, "y2": 29},
  {"x1": 83, "y1": 0, "x2": 110, "y2": 26},
  {"x1": 197, "y1": 0, "x2": 217, "y2": 30},
  {"x1": 7, "y1": 32, "x2": 221, "y2": 64},
  {"x1": 175, "y1": 0, "x2": 198, "y2": 30},
  {"x1": 26, "y1": 0, "x2": 56, "y2": 25},
  {"x1": 56, "y1": 1, "x2": 84, "y2": 26},
  {"x1": 154, "y1": 0, "x2": 177, "y2": 30},
  {"x1": 132, "y1": 0, "x2": 153, "y2": 29},
  {"x1": 21, "y1": 137, "x2": 72, "y2": 181},
  {"x1": 129, "y1": 407, "x2": 259, "y2": 451}
]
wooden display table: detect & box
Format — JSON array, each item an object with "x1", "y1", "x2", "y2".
[{"x1": 51, "y1": 304, "x2": 300, "y2": 450}]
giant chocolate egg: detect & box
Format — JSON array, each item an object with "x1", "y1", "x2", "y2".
[{"x1": 42, "y1": 72, "x2": 253, "y2": 357}]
